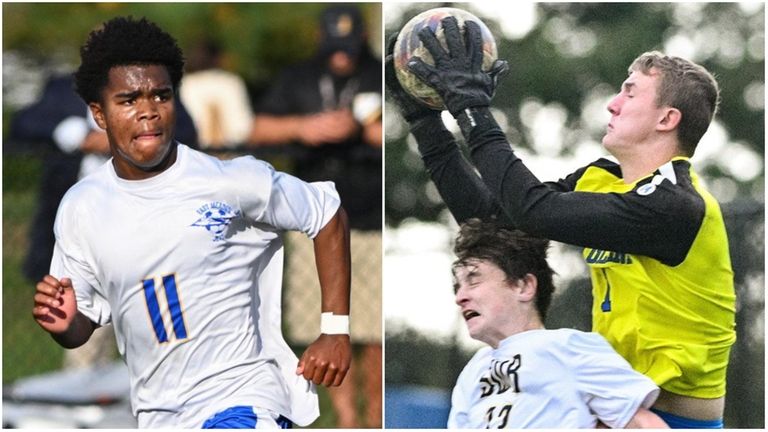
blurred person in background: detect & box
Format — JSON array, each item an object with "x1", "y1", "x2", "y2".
[
  {"x1": 180, "y1": 37, "x2": 254, "y2": 149},
  {"x1": 249, "y1": 4, "x2": 382, "y2": 428}
]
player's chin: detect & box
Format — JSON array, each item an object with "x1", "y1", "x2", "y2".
[
  {"x1": 131, "y1": 141, "x2": 174, "y2": 170},
  {"x1": 465, "y1": 316, "x2": 483, "y2": 337}
]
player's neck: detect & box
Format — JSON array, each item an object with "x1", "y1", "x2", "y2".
[
  {"x1": 491, "y1": 317, "x2": 545, "y2": 348},
  {"x1": 112, "y1": 141, "x2": 179, "y2": 181},
  {"x1": 616, "y1": 139, "x2": 679, "y2": 184}
]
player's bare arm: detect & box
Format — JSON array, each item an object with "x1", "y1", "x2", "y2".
[
  {"x1": 32, "y1": 275, "x2": 97, "y2": 348},
  {"x1": 250, "y1": 110, "x2": 358, "y2": 147},
  {"x1": 362, "y1": 119, "x2": 382, "y2": 148},
  {"x1": 624, "y1": 407, "x2": 669, "y2": 428},
  {"x1": 297, "y1": 207, "x2": 352, "y2": 387}
]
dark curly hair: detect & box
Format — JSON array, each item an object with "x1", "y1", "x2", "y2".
[
  {"x1": 452, "y1": 219, "x2": 556, "y2": 321},
  {"x1": 74, "y1": 16, "x2": 184, "y2": 103}
]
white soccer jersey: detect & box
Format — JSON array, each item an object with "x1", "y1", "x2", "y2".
[
  {"x1": 448, "y1": 328, "x2": 659, "y2": 429},
  {"x1": 50, "y1": 144, "x2": 339, "y2": 428}
]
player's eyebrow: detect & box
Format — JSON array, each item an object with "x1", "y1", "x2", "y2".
[
  {"x1": 462, "y1": 266, "x2": 481, "y2": 285},
  {"x1": 453, "y1": 263, "x2": 480, "y2": 293},
  {"x1": 114, "y1": 90, "x2": 141, "y2": 99},
  {"x1": 114, "y1": 87, "x2": 173, "y2": 99},
  {"x1": 622, "y1": 81, "x2": 636, "y2": 93}
]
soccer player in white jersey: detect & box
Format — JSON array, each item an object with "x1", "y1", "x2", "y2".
[
  {"x1": 448, "y1": 219, "x2": 668, "y2": 429},
  {"x1": 32, "y1": 16, "x2": 352, "y2": 428}
]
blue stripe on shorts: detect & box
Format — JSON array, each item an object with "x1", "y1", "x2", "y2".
[
  {"x1": 202, "y1": 406, "x2": 258, "y2": 429},
  {"x1": 202, "y1": 406, "x2": 293, "y2": 429},
  {"x1": 650, "y1": 408, "x2": 724, "y2": 429}
]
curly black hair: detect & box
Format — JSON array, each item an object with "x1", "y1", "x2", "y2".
[
  {"x1": 453, "y1": 218, "x2": 556, "y2": 321},
  {"x1": 74, "y1": 16, "x2": 184, "y2": 103}
]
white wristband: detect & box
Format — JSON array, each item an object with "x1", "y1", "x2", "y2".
[{"x1": 320, "y1": 312, "x2": 350, "y2": 335}]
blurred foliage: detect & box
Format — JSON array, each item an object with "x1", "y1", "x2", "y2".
[
  {"x1": 385, "y1": 325, "x2": 471, "y2": 389},
  {"x1": 385, "y1": 2, "x2": 764, "y2": 226},
  {"x1": 2, "y1": 2, "x2": 380, "y2": 98}
]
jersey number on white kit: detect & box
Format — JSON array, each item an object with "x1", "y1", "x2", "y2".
[
  {"x1": 485, "y1": 404, "x2": 513, "y2": 428},
  {"x1": 142, "y1": 274, "x2": 189, "y2": 343}
]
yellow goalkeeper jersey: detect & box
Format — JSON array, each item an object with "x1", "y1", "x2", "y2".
[
  {"x1": 426, "y1": 118, "x2": 737, "y2": 399},
  {"x1": 573, "y1": 157, "x2": 736, "y2": 398}
]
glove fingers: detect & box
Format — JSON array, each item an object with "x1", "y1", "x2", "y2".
[
  {"x1": 417, "y1": 25, "x2": 448, "y2": 64},
  {"x1": 441, "y1": 16, "x2": 465, "y2": 60},
  {"x1": 386, "y1": 55, "x2": 436, "y2": 121},
  {"x1": 489, "y1": 59, "x2": 510, "y2": 80},
  {"x1": 407, "y1": 57, "x2": 438, "y2": 84},
  {"x1": 464, "y1": 21, "x2": 484, "y2": 72}
]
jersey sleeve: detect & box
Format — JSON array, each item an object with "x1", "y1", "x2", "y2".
[
  {"x1": 565, "y1": 332, "x2": 659, "y2": 429},
  {"x1": 410, "y1": 115, "x2": 512, "y2": 225},
  {"x1": 447, "y1": 352, "x2": 482, "y2": 429},
  {"x1": 466, "y1": 115, "x2": 703, "y2": 265},
  {"x1": 229, "y1": 156, "x2": 340, "y2": 238},
  {"x1": 447, "y1": 383, "x2": 470, "y2": 428},
  {"x1": 49, "y1": 194, "x2": 111, "y2": 326},
  {"x1": 262, "y1": 171, "x2": 341, "y2": 238}
]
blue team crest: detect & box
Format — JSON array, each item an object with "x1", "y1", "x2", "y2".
[{"x1": 191, "y1": 201, "x2": 241, "y2": 241}]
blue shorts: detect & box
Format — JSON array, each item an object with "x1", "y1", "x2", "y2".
[
  {"x1": 650, "y1": 408, "x2": 723, "y2": 429},
  {"x1": 202, "y1": 406, "x2": 292, "y2": 429}
]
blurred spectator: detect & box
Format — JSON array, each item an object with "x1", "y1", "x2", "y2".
[
  {"x1": 9, "y1": 72, "x2": 199, "y2": 370},
  {"x1": 180, "y1": 38, "x2": 254, "y2": 149},
  {"x1": 12, "y1": 74, "x2": 107, "y2": 283},
  {"x1": 249, "y1": 4, "x2": 382, "y2": 428}
]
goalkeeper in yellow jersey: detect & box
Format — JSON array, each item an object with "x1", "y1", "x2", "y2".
[{"x1": 385, "y1": 17, "x2": 735, "y2": 428}]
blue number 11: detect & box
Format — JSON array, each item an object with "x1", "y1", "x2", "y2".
[{"x1": 142, "y1": 274, "x2": 188, "y2": 343}]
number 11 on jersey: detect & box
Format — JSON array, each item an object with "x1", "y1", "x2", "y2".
[{"x1": 142, "y1": 274, "x2": 188, "y2": 343}]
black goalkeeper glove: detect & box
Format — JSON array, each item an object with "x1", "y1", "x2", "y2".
[
  {"x1": 384, "y1": 33, "x2": 436, "y2": 123},
  {"x1": 407, "y1": 16, "x2": 508, "y2": 118}
]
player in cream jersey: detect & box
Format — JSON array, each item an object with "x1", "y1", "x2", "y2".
[
  {"x1": 447, "y1": 220, "x2": 667, "y2": 429},
  {"x1": 50, "y1": 143, "x2": 334, "y2": 427},
  {"x1": 450, "y1": 329, "x2": 658, "y2": 428},
  {"x1": 33, "y1": 17, "x2": 352, "y2": 429}
]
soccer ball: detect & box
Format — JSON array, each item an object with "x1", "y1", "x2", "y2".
[{"x1": 393, "y1": 7, "x2": 498, "y2": 110}]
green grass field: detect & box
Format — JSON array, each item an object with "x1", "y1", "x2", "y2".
[{"x1": 1, "y1": 154, "x2": 346, "y2": 428}]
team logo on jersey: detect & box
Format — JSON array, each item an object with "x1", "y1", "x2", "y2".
[
  {"x1": 191, "y1": 201, "x2": 241, "y2": 242},
  {"x1": 479, "y1": 354, "x2": 522, "y2": 397},
  {"x1": 636, "y1": 183, "x2": 657, "y2": 196}
]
